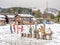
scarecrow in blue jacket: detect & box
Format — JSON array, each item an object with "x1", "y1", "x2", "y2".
[
  {"x1": 10, "y1": 23, "x2": 13, "y2": 33},
  {"x1": 29, "y1": 25, "x2": 32, "y2": 34},
  {"x1": 34, "y1": 22, "x2": 37, "y2": 38}
]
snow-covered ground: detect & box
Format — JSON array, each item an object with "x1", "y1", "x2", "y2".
[{"x1": 0, "y1": 24, "x2": 60, "y2": 45}]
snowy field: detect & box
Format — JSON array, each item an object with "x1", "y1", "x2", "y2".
[{"x1": 0, "y1": 24, "x2": 60, "y2": 45}]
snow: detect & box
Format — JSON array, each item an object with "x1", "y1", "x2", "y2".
[
  {"x1": 0, "y1": 18, "x2": 5, "y2": 20},
  {"x1": 18, "y1": 14, "x2": 34, "y2": 17},
  {"x1": 0, "y1": 24, "x2": 60, "y2": 45},
  {"x1": 7, "y1": 15, "x2": 15, "y2": 18},
  {"x1": 45, "y1": 24, "x2": 60, "y2": 45},
  {"x1": 0, "y1": 15, "x2": 5, "y2": 20},
  {"x1": 0, "y1": 15, "x2": 5, "y2": 18}
]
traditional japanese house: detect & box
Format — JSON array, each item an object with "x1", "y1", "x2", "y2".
[{"x1": 17, "y1": 14, "x2": 34, "y2": 25}]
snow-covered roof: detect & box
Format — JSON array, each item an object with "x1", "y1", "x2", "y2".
[
  {"x1": 32, "y1": 18, "x2": 37, "y2": 20},
  {"x1": 0, "y1": 15, "x2": 5, "y2": 18},
  {"x1": 7, "y1": 15, "x2": 15, "y2": 18},
  {"x1": 32, "y1": 8, "x2": 39, "y2": 11},
  {"x1": 0, "y1": 18, "x2": 5, "y2": 20},
  {"x1": 18, "y1": 14, "x2": 34, "y2": 18}
]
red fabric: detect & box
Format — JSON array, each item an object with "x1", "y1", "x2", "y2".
[{"x1": 19, "y1": 26, "x2": 24, "y2": 32}]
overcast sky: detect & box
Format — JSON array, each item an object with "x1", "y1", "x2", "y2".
[{"x1": 0, "y1": 0, "x2": 60, "y2": 12}]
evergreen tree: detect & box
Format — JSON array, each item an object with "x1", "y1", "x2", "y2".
[
  {"x1": 32, "y1": 10, "x2": 42, "y2": 18},
  {"x1": 56, "y1": 11, "x2": 60, "y2": 22}
]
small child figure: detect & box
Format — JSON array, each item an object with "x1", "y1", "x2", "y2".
[{"x1": 46, "y1": 27, "x2": 52, "y2": 40}]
